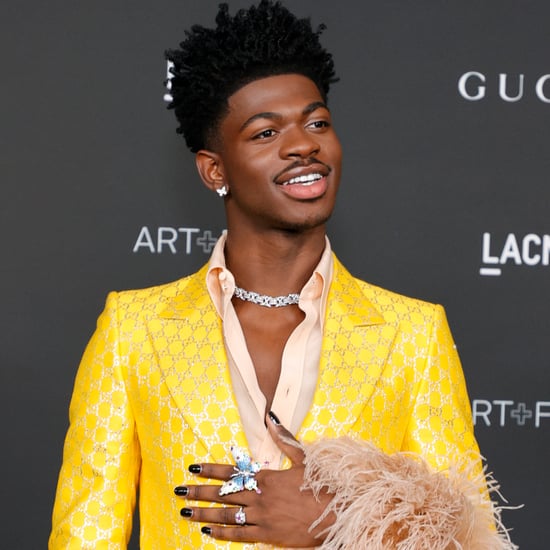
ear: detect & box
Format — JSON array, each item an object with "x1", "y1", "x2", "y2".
[{"x1": 195, "y1": 150, "x2": 228, "y2": 195}]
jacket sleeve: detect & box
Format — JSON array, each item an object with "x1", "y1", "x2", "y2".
[
  {"x1": 401, "y1": 304, "x2": 480, "y2": 472},
  {"x1": 49, "y1": 292, "x2": 140, "y2": 549}
]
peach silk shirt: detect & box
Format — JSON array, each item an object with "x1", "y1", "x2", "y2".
[{"x1": 206, "y1": 232, "x2": 333, "y2": 468}]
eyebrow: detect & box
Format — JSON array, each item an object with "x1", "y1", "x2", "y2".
[{"x1": 239, "y1": 101, "x2": 329, "y2": 133}]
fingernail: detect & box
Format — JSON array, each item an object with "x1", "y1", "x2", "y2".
[
  {"x1": 201, "y1": 526, "x2": 213, "y2": 535},
  {"x1": 180, "y1": 507, "x2": 193, "y2": 518},
  {"x1": 174, "y1": 486, "x2": 188, "y2": 496},
  {"x1": 189, "y1": 464, "x2": 202, "y2": 474},
  {"x1": 268, "y1": 411, "x2": 281, "y2": 425}
]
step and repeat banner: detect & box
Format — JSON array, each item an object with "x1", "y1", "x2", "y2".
[{"x1": 2, "y1": 1, "x2": 548, "y2": 548}]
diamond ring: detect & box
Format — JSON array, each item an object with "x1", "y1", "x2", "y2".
[{"x1": 235, "y1": 506, "x2": 246, "y2": 526}]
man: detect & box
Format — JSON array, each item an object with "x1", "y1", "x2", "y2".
[{"x1": 50, "y1": 2, "x2": 513, "y2": 548}]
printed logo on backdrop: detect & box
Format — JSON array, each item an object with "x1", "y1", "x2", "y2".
[
  {"x1": 473, "y1": 399, "x2": 550, "y2": 428},
  {"x1": 164, "y1": 61, "x2": 174, "y2": 103},
  {"x1": 458, "y1": 71, "x2": 550, "y2": 102},
  {"x1": 133, "y1": 226, "x2": 221, "y2": 254},
  {"x1": 479, "y1": 232, "x2": 550, "y2": 276}
]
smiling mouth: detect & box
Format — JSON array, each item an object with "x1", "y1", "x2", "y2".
[{"x1": 280, "y1": 173, "x2": 324, "y2": 186}]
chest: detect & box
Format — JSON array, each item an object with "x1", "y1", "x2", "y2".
[{"x1": 237, "y1": 305, "x2": 305, "y2": 411}]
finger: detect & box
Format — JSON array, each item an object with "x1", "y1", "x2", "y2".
[
  {"x1": 180, "y1": 505, "x2": 255, "y2": 526},
  {"x1": 188, "y1": 463, "x2": 237, "y2": 481},
  {"x1": 181, "y1": 484, "x2": 257, "y2": 505},
  {"x1": 201, "y1": 524, "x2": 263, "y2": 543},
  {"x1": 266, "y1": 411, "x2": 305, "y2": 465}
]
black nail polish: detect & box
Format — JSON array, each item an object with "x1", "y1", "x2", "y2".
[
  {"x1": 189, "y1": 464, "x2": 202, "y2": 474},
  {"x1": 180, "y1": 507, "x2": 193, "y2": 518},
  {"x1": 174, "y1": 486, "x2": 188, "y2": 496},
  {"x1": 201, "y1": 526, "x2": 213, "y2": 535},
  {"x1": 269, "y1": 410, "x2": 281, "y2": 425}
]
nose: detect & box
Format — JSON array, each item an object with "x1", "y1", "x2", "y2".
[{"x1": 279, "y1": 125, "x2": 320, "y2": 159}]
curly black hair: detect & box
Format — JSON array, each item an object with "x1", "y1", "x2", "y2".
[{"x1": 165, "y1": 0, "x2": 338, "y2": 152}]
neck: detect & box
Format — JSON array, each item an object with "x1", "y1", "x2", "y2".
[{"x1": 224, "y1": 226, "x2": 327, "y2": 295}]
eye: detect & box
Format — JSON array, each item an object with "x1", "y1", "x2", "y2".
[
  {"x1": 252, "y1": 128, "x2": 277, "y2": 140},
  {"x1": 307, "y1": 120, "x2": 331, "y2": 131}
]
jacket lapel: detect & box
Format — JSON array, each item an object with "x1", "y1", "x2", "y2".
[
  {"x1": 147, "y1": 258, "x2": 397, "y2": 457},
  {"x1": 149, "y1": 265, "x2": 247, "y2": 462},
  {"x1": 298, "y1": 258, "x2": 397, "y2": 442}
]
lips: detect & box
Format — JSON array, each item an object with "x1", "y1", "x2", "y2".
[
  {"x1": 276, "y1": 174, "x2": 329, "y2": 200},
  {"x1": 274, "y1": 162, "x2": 331, "y2": 186}
]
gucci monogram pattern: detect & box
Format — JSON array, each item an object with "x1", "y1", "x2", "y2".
[{"x1": 50, "y1": 258, "x2": 480, "y2": 549}]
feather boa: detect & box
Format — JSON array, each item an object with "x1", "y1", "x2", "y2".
[{"x1": 299, "y1": 437, "x2": 517, "y2": 549}]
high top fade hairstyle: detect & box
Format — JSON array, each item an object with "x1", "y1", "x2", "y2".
[{"x1": 165, "y1": 0, "x2": 338, "y2": 153}]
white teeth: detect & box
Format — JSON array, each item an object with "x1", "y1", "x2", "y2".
[{"x1": 283, "y1": 173, "x2": 323, "y2": 186}]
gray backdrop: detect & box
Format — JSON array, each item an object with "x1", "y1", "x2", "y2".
[{"x1": 2, "y1": 1, "x2": 548, "y2": 548}]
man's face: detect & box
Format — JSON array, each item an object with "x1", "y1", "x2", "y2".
[{"x1": 213, "y1": 74, "x2": 342, "y2": 234}]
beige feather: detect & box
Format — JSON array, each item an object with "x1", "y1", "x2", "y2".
[{"x1": 301, "y1": 438, "x2": 517, "y2": 549}]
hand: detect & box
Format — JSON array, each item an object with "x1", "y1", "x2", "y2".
[{"x1": 175, "y1": 412, "x2": 334, "y2": 547}]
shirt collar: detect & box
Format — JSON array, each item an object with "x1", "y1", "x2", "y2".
[{"x1": 206, "y1": 231, "x2": 333, "y2": 321}]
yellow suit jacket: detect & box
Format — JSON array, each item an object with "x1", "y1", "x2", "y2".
[{"x1": 49, "y1": 257, "x2": 479, "y2": 549}]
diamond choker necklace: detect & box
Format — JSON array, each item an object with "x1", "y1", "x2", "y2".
[{"x1": 233, "y1": 286, "x2": 300, "y2": 308}]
